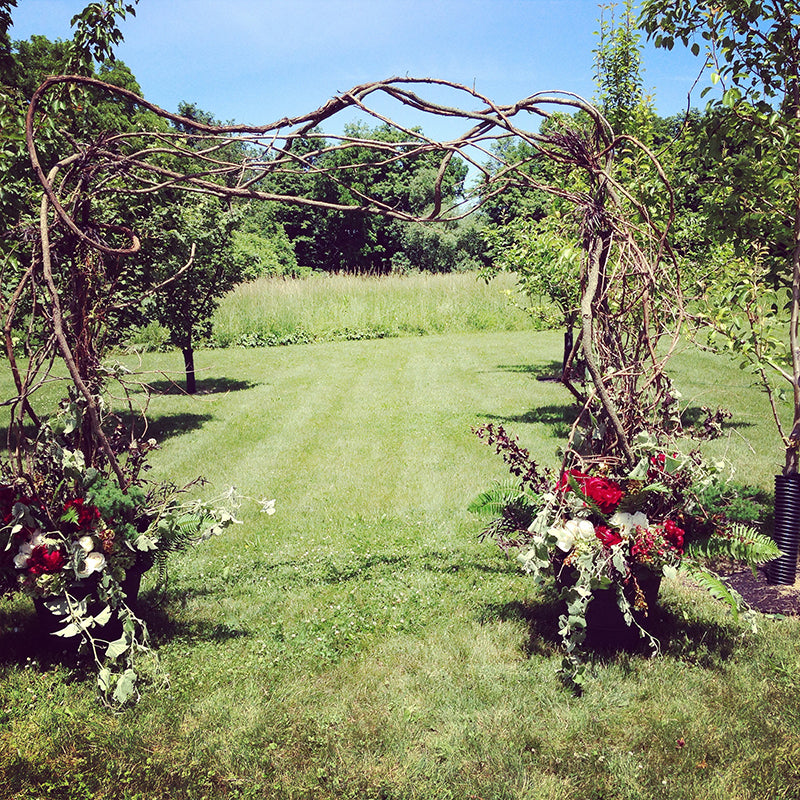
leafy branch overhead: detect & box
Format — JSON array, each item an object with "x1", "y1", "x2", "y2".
[{"x1": 641, "y1": 0, "x2": 800, "y2": 474}]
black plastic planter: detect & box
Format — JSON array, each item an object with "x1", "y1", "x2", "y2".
[{"x1": 767, "y1": 473, "x2": 800, "y2": 585}]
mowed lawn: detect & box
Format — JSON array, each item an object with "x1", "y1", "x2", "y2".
[{"x1": 2, "y1": 330, "x2": 799, "y2": 800}]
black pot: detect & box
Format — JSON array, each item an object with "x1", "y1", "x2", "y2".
[
  {"x1": 34, "y1": 562, "x2": 147, "y2": 653},
  {"x1": 767, "y1": 474, "x2": 800, "y2": 585},
  {"x1": 584, "y1": 569, "x2": 661, "y2": 649},
  {"x1": 555, "y1": 558, "x2": 661, "y2": 649}
]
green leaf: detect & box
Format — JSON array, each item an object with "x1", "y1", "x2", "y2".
[
  {"x1": 97, "y1": 667, "x2": 112, "y2": 693},
  {"x1": 53, "y1": 622, "x2": 82, "y2": 638},
  {"x1": 722, "y1": 87, "x2": 742, "y2": 107},
  {"x1": 134, "y1": 534, "x2": 159, "y2": 551},
  {"x1": 112, "y1": 670, "x2": 137, "y2": 705},
  {"x1": 92, "y1": 605, "x2": 112, "y2": 627},
  {"x1": 628, "y1": 456, "x2": 650, "y2": 481},
  {"x1": 105, "y1": 635, "x2": 130, "y2": 661}
]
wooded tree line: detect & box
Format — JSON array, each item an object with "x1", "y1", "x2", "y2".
[
  {"x1": 1, "y1": 30, "x2": 787, "y2": 276},
  {"x1": 3, "y1": 5, "x2": 790, "y2": 287}
]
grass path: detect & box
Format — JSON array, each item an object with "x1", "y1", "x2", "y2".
[{"x1": 143, "y1": 331, "x2": 571, "y2": 530}]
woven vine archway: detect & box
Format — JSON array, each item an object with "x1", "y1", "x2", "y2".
[{"x1": 9, "y1": 75, "x2": 682, "y2": 484}]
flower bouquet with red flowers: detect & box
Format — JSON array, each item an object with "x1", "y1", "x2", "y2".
[
  {"x1": 0, "y1": 435, "x2": 271, "y2": 706},
  {"x1": 469, "y1": 424, "x2": 780, "y2": 687}
]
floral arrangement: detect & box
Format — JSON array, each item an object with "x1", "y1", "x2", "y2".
[
  {"x1": 470, "y1": 424, "x2": 780, "y2": 687},
  {"x1": 1, "y1": 431, "x2": 274, "y2": 706}
]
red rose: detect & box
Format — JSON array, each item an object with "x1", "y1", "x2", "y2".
[
  {"x1": 580, "y1": 476, "x2": 624, "y2": 514},
  {"x1": 663, "y1": 519, "x2": 685, "y2": 552},
  {"x1": 556, "y1": 469, "x2": 590, "y2": 491},
  {"x1": 63, "y1": 498, "x2": 101, "y2": 531},
  {"x1": 595, "y1": 525, "x2": 623, "y2": 547},
  {"x1": 27, "y1": 545, "x2": 66, "y2": 576},
  {"x1": 558, "y1": 470, "x2": 624, "y2": 513}
]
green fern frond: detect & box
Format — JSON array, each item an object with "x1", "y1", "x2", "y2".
[
  {"x1": 680, "y1": 562, "x2": 745, "y2": 621},
  {"x1": 468, "y1": 480, "x2": 533, "y2": 515},
  {"x1": 685, "y1": 523, "x2": 780, "y2": 569},
  {"x1": 147, "y1": 507, "x2": 219, "y2": 585}
]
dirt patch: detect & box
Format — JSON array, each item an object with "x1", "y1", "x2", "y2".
[{"x1": 719, "y1": 564, "x2": 800, "y2": 616}]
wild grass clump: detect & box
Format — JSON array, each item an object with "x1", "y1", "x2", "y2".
[{"x1": 211, "y1": 271, "x2": 551, "y2": 347}]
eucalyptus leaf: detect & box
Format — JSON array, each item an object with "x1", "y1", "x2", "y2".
[
  {"x1": 112, "y1": 670, "x2": 137, "y2": 704},
  {"x1": 105, "y1": 636, "x2": 130, "y2": 660},
  {"x1": 53, "y1": 622, "x2": 82, "y2": 638},
  {"x1": 92, "y1": 605, "x2": 112, "y2": 627},
  {"x1": 97, "y1": 667, "x2": 112, "y2": 693}
]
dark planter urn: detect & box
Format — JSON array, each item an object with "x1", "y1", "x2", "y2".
[
  {"x1": 556, "y1": 559, "x2": 662, "y2": 649},
  {"x1": 767, "y1": 473, "x2": 800, "y2": 585},
  {"x1": 34, "y1": 560, "x2": 149, "y2": 653},
  {"x1": 583, "y1": 570, "x2": 662, "y2": 648}
]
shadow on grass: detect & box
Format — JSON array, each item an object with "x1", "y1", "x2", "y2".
[
  {"x1": 479, "y1": 593, "x2": 743, "y2": 669},
  {"x1": 0, "y1": 413, "x2": 214, "y2": 452},
  {"x1": 144, "y1": 377, "x2": 257, "y2": 396},
  {"x1": 120, "y1": 411, "x2": 214, "y2": 443},
  {"x1": 496, "y1": 361, "x2": 564, "y2": 382},
  {"x1": 0, "y1": 601, "x2": 44, "y2": 664},
  {"x1": 480, "y1": 403, "x2": 579, "y2": 438},
  {"x1": 137, "y1": 595, "x2": 250, "y2": 647},
  {"x1": 0, "y1": 595, "x2": 249, "y2": 673},
  {"x1": 480, "y1": 596, "x2": 563, "y2": 658},
  {"x1": 680, "y1": 405, "x2": 754, "y2": 431}
]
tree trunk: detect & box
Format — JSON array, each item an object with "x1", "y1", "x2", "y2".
[
  {"x1": 562, "y1": 326, "x2": 573, "y2": 378},
  {"x1": 561, "y1": 309, "x2": 579, "y2": 381},
  {"x1": 183, "y1": 346, "x2": 197, "y2": 394},
  {"x1": 580, "y1": 226, "x2": 635, "y2": 468}
]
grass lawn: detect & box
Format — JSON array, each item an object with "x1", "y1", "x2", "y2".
[{"x1": 1, "y1": 330, "x2": 799, "y2": 799}]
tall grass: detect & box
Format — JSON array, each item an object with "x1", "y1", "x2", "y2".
[{"x1": 211, "y1": 271, "x2": 549, "y2": 347}]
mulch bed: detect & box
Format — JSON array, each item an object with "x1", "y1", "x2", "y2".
[{"x1": 718, "y1": 563, "x2": 800, "y2": 616}]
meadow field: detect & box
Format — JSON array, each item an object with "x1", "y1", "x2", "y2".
[
  {"x1": 1, "y1": 275, "x2": 799, "y2": 799},
  {"x1": 210, "y1": 271, "x2": 546, "y2": 347}
]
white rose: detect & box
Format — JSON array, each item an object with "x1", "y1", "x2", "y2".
[
  {"x1": 76, "y1": 551, "x2": 106, "y2": 578},
  {"x1": 13, "y1": 543, "x2": 32, "y2": 568},
  {"x1": 552, "y1": 525, "x2": 575, "y2": 552},
  {"x1": 13, "y1": 530, "x2": 45, "y2": 569},
  {"x1": 78, "y1": 535, "x2": 94, "y2": 553},
  {"x1": 563, "y1": 519, "x2": 595, "y2": 540}
]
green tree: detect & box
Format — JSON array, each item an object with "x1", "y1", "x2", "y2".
[
  {"x1": 594, "y1": 0, "x2": 651, "y2": 135},
  {"x1": 266, "y1": 122, "x2": 470, "y2": 272},
  {"x1": 641, "y1": 0, "x2": 800, "y2": 474},
  {"x1": 137, "y1": 195, "x2": 241, "y2": 394},
  {"x1": 481, "y1": 3, "x2": 658, "y2": 379},
  {"x1": 483, "y1": 213, "x2": 582, "y2": 374},
  {"x1": 478, "y1": 137, "x2": 554, "y2": 226},
  {"x1": 1, "y1": 11, "x2": 242, "y2": 399}
]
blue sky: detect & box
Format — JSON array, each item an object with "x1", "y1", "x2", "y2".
[{"x1": 10, "y1": 0, "x2": 712, "y2": 137}]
